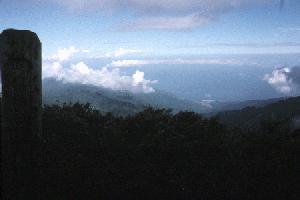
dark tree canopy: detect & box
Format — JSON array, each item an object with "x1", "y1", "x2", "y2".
[{"x1": 1, "y1": 102, "x2": 300, "y2": 199}]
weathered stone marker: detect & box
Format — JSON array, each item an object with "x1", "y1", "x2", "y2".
[{"x1": 0, "y1": 29, "x2": 42, "y2": 199}]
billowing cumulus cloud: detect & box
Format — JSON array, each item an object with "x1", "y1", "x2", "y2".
[
  {"x1": 43, "y1": 47, "x2": 157, "y2": 93},
  {"x1": 264, "y1": 68, "x2": 293, "y2": 94},
  {"x1": 46, "y1": 0, "x2": 273, "y2": 30},
  {"x1": 50, "y1": 46, "x2": 79, "y2": 61},
  {"x1": 48, "y1": 46, "x2": 90, "y2": 61},
  {"x1": 264, "y1": 66, "x2": 300, "y2": 94}
]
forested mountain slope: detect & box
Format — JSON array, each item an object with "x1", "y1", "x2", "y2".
[{"x1": 217, "y1": 96, "x2": 300, "y2": 129}]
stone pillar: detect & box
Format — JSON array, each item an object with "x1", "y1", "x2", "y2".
[{"x1": 0, "y1": 29, "x2": 42, "y2": 199}]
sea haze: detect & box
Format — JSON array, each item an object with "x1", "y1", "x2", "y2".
[
  {"x1": 123, "y1": 64, "x2": 276, "y2": 102},
  {"x1": 81, "y1": 53, "x2": 300, "y2": 103}
]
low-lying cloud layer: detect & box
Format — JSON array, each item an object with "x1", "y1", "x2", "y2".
[
  {"x1": 105, "y1": 48, "x2": 144, "y2": 58},
  {"x1": 264, "y1": 66, "x2": 300, "y2": 94},
  {"x1": 109, "y1": 58, "x2": 252, "y2": 67},
  {"x1": 43, "y1": 47, "x2": 157, "y2": 93}
]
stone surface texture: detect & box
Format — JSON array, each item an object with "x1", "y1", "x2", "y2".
[{"x1": 0, "y1": 29, "x2": 42, "y2": 200}]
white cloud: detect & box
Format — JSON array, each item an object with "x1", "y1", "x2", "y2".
[
  {"x1": 48, "y1": 46, "x2": 91, "y2": 61},
  {"x1": 109, "y1": 58, "x2": 246, "y2": 67},
  {"x1": 199, "y1": 100, "x2": 216, "y2": 109},
  {"x1": 264, "y1": 66, "x2": 300, "y2": 94},
  {"x1": 50, "y1": 46, "x2": 79, "y2": 61},
  {"x1": 264, "y1": 67, "x2": 294, "y2": 94},
  {"x1": 132, "y1": 70, "x2": 157, "y2": 93},
  {"x1": 110, "y1": 60, "x2": 151, "y2": 67},
  {"x1": 105, "y1": 48, "x2": 143, "y2": 58},
  {"x1": 43, "y1": 58, "x2": 157, "y2": 93},
  {"x1": 132, "y1": 70, "x2": 145, "y2": 84},
  {"x1": 43, "y1": 61, "x2": 65, "y2": 79}
]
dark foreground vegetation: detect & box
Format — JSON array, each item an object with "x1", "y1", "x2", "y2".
[
  {"x1": 2, "y1": 102, "x2": 300, "y2": 199},
  {"x1": 37, "y1": 103, "x2": 300, "y2": 200}
]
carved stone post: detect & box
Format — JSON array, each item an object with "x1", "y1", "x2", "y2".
[{"x1": 0, "y1": 29, "x2": 42, "y2": 199}]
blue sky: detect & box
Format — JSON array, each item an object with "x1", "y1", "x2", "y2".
[
  {"x1": 1, "y1": 0, "x2": 300, "y2": 57},
  {"x1": 1, "y1": 0, "x2": 300, "y2": 101}
]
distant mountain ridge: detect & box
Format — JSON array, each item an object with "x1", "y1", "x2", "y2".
[
  {"x1": 217, "y1": 96, "x2": 300, "y2": 128},
  {"x1": 210, "y1": 97, "x2": 285, "y2": 111},
  {"x1": 42, "y1": 79, "x2": 207, "y2": 115},
  {"x1": 43, "y1": 79, "x2": 297, "y2": 117}
]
